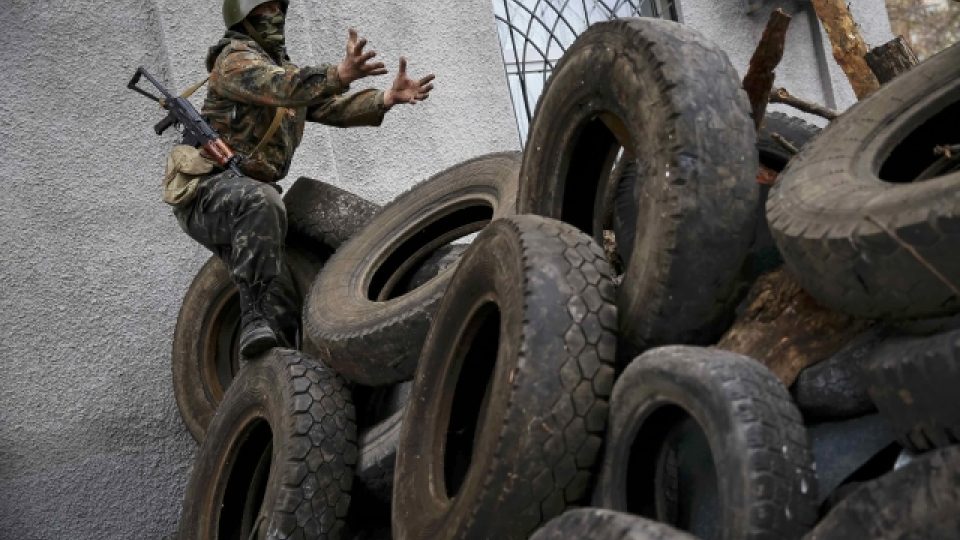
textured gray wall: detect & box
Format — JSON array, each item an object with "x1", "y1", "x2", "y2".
[
  {"x1": 0, "y1": 1, "x2": 516, "y2": 538},
  {"x1": 0, "y1": 0, "x2": 890, "y2": 538}
]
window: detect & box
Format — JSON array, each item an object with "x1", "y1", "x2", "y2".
[{"x1": 493, "y1": 0, "x2": 680, "y2": 142}]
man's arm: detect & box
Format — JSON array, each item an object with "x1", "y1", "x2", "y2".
[
  {"x1": 308, "y1": 57, "x2": 435, "y2": 128},
  {"x1": 307, "y1": 89, "x2": 387, "y2": 127},
  {"x1": 212, "y1": 28, "x2": 387, "y2": 108}
]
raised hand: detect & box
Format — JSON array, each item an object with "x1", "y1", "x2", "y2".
[
  {"x1": 337, "y1": 28, "x2": 388, "y2": 85},
  {"x1": 383, "y1": 57, "x2": 436, "y2": 108}
]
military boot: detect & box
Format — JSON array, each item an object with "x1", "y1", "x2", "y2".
[{"x1": 238, "y1": 286, "x2": 278, "y2": 358}]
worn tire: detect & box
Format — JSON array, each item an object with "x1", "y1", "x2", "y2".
[
  {"x1": 353, "y1": 381, "x2": 412, "y2": 504},
  {"x1": 284, "y1": 176, "x2": 381, "y2": 253},
  {"x1": 614, "y1": 112, "x2": 821, "y2": 288},
  {"x1": 393, "y1": 215, "x2": 618, "y2": 539},
  {"x1": 594, "y1": 346, "x2": 818, "y2": 540},
  {"x1": 767, "y1": 43, "x2": 960, "y2": 321},
  {"x1": 531, "y1": 508, "x2": 698, "y2": 540},
  {"x1": 172, "y1": 248, "x2": 322, "y2": 442},
  {"x1": 177, "y1": 349, "x2": 357, "y2": 540},
  {"x1": 806, "y1": 446, "x2": 960, "y2": 540},
  {"x1": 862, "y1": 327, "x2": 960, "y2": 451},
  {"x1": 519, "y1": 18, "x2": 758, "y2": 351},
  {"x1": 791, "y1": 327, "x2": 885, "y2": 420},
  {"x1": 305, "y1": 152, "x2": 521, "y2": 386}
]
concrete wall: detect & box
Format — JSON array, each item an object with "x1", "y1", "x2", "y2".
[
  {"x1": 0, "y1": 1, "x2": 516, "y2": 538},
  {"x1": 0, "y1": 0, "x2": 890, "y2": 538}
]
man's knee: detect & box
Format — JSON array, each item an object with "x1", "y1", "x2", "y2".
[{"x1": 239, "y1": 179, "x2": 285, "y2": 218}]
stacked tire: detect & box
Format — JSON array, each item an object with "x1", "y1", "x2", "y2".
[{"x1": 165, "y1": 17, "x2": 960, "y2": 540}]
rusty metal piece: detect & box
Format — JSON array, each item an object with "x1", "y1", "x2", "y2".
[
  {"x1": 743, "y1": 8, "x2": 793, "y2": 130},
  {"x1": 756, "y1": 164, "x2": 779, "y2": 186},
  {"x1": 770, "y1": 87, "x2": 839, "y2": 120},
  {"x1": 810, "y1": 0, "x2": 880, "y2": 99}
]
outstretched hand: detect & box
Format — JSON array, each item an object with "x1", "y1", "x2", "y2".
[
  {"x1": 337, "y1": 28, "x2": 387, "y2": 85},
  {"x1": 383, "y1": 57, "x2": 435, "y2": 108}
]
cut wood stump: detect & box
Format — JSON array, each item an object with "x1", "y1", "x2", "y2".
[
  {"x1": 716, "y1": 269, "x2": 872, "y2": 387},
  {"x1": 865, "y1": 36, "x2": 919, "y2": 84}
]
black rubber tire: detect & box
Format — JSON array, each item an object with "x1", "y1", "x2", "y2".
[
  {"x1": 594, "y1": 346, "x2": 818, "y2": 540},
  {"x1": 177, "y1": 349, "x2": 357, "y2": 540},
  {"x1": 396, "y1": 243, "x2": 468, "y2": 294},
  {"x1": 790, "y1": 327, "x2": 885, "y2": 420},
  {"x1": 393, "y1": 215, "x2": 618, "y2": 539},
  {"x1": 757, "y1": 112, "x2": 822, "y2": 172},
  {"x1": 304, "y1": 152, "x2": 521, "y2": 386},
  {"x1": 805, "y1": 445, "x2": 960, "y2": 540},
  {"x1": 861, "y1": 327, "x2": 960, "y2": 451},
  {"x1": 614, "y1": 112, "x2": 821, "y2": 283},
  {"x1": 171, "y1": 248, "x2": 322, "y2": 442},
  {"x1": 531, "y1": 508, "x2": 698, "y2": 540},
  {"x1": 767, "y1": 43, "x2": 960, "y2": 321},
  {"x1": 353, "y1": 381, "x2": 412, "y2": 504},
  {"x1": 518, "y1": 18, "x2": 759, "y2": 351},
  {"x1": 284, "y1": 176, "x2": 382, "y2": 254}
]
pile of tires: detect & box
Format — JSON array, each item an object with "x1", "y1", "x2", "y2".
[{"x1": 167, "y1": 18, "x2": 960, "y2": 540}]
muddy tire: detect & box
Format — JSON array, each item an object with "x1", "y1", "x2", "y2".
[
  {"x1": 304, "y1": 152, "x2": 521, "y2": 386},
  {"x1": 531, "y1": 508, "x2": 698, "y2": 540},
  {"x1": 284, "y1": 177, "x2": 381, "y2": 253},
  {"x1": 862, "y1": 327, "x2": 960, "y2": 451},
  {"x1": 767, "y1": 43, "x2": 960, "y2": 321},
  {"x1": 393, "y1": 215, "x2": 618, "y2": 539},
  {"x1": 177, "y1": 349, "x2": 357, "y2": 540},
  {"x1": 172, "y1": 249, "x2": 322, "y2": 442},
  {"x1": 518, "y1": 18, "x2": 758, "y2": 351},
  {"x1": 594, "y1": 346, "x2": 818, "y2": 540},
  {"x1": 806, "y1": 446, "x2": 960, "y2": 540}
]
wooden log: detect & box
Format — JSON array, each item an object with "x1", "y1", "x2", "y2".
[
  {"x1": 716, "y1": 269, "x2": 872, "y2": 387},
  {"x1": 811, "y1": 0, "x2": 880, "y2": 99},
  {"x1": 742, "y1": 9, "x2": 793, "y2": 130},
  {"x1": 865, "y1": 36, "x2": 919, "y2": 84}
]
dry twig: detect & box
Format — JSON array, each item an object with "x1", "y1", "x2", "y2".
[
  {"x1": 769, "y1": 87, "x2": 839, "y2": 120},
  {"x1": 771, "y1": 133, "x2": 799, "y2": 155}
]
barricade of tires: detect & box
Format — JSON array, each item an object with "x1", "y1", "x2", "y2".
[{"x1": 169, "y1": 18, "x2": 960, "y2": 540}]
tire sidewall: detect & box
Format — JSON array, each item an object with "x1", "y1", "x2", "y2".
[
  {"x1": 393, "y1": 223, "x2": 526, "y2": 537},
  {"x1": 595, "y1": 356, "x2": 747, "y2": 535}
]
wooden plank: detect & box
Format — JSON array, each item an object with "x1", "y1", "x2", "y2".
[{"x1": 811, "y1": 0, "x2": 880, "y2": 99}]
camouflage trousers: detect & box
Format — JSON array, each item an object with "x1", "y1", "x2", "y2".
[{"x1": 173, "y1": 170, "x2": 299, "y2": 346}]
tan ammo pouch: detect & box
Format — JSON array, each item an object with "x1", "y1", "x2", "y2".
[{"x1": 162, "y1": 145, "x2": 217, "y2": 207}]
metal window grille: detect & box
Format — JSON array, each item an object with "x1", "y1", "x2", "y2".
[{"x1": 493, "y1": 0, "x2": 680, "y2": 143}]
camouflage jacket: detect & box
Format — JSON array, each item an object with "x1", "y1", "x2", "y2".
[{"x1": 202, "y1": 31, "x2": 386, "y2": 182}]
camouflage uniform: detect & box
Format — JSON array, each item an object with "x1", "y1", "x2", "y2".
[{"x1": 174, "y1": 27, "x2": 386, "y2": 348}]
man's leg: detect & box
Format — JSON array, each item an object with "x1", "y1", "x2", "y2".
[{"x1": 174, "y1": 171, "x2": 289, "y2": 356}]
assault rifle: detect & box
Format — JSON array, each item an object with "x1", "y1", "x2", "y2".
[{"x1": 128, "y1": 66, "x2": 243, "y2": 176}]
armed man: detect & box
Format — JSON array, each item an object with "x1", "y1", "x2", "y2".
[{"x1": 166, "y1": 0, "x2": 435, "y2": 358}]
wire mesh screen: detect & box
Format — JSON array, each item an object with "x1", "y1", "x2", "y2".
[{"x1": 493, "y1": 0, "x2": 679, "y2": 142}]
